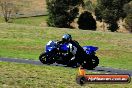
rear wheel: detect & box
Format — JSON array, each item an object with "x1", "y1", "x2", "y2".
[
  {"x1": 83, "y1": 59, "x2": 94, "y2": 70},
  {"x1": 83, "y1": 56, "x2": 99, "y2": 69},
  {"x1": 91, "y1": 56, "x2": 99, "y2": 68}
]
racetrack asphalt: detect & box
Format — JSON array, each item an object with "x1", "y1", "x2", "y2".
[{"x1": 0, "y1": 57, "x2": 132, "y2": 76}]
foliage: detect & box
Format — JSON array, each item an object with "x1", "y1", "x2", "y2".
[
  {"x1": 124, "y1": 1, "x2": 132, "y2": 32},
  {"x1": 85, "y1": 0, "x2": 96, "y2": 12},
  {"x1": 123, "y1": 1, "x2": 132, "y2": 14},
  {"x1": 46, "y1": 0, "x2": 84, "y2": 28},
  {"x1": 95, "y1": 0, "x2": 131, "y2": 32},
  {"x1": 125, "y1": 14, "x2": 132, "y2": 32}
]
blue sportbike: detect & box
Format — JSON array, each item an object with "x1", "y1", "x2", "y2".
[{"x1": 39, "y1": 40, "x2": 99, "y2": 69}]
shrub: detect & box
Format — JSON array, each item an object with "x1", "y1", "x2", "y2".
[{"x1": 77, "y1": 11, "x2": 96, "y2": 30}]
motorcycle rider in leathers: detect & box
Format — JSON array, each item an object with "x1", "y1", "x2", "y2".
[{"x1": 57, "y1": 34, "x2": 89, "y2": 66}]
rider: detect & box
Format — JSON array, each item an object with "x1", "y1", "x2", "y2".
[{"x1": 57, "y1": 34, "x2": 88, "y2": 65}]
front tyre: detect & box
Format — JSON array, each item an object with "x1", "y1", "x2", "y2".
[{"x1": 39, "y1": 52, "x2": 54, "y2": 64}]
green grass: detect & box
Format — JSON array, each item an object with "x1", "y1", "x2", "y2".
[
  {"x1": 0, "y1": 16, "x2": 48, "y2": 26},
  {"x1": 0, "y1": 17, "x2": 6, "y2": 23},
  {"x1": 0, "y1": 62, "x2": 132, "y2": 88},
  {"x1": 0, "y1": 23, "x2": 132, "y2": 70}
]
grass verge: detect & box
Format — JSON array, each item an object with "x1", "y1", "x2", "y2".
[
  {"x1": 0, "y1": 23, "x2": 132, "y2": 70},
  {"x1": 0, "y1": 62, "x2": 132, "y2": 88}
]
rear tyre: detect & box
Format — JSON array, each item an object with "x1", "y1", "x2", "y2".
[
  {"x1": 83, "y1": 55, "x2": 99, "y2": 70},
  {"x1": 83, "y1": 60, "x2": 94, "y2": 70},
  {"x1": 91, "y1": 56, "x2": 99, "y2": 68}
]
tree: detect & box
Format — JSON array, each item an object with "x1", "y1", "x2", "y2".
[
  {"x1": 85, "y1": 0, "x2": 96, "y2": 12},
  {"x1": 0, "y1": 0, "x2": 16, "y2": 22},
  {"x1": 125, "y1": 14, "x2": 132, "y2": 32},
  {"x1": 95, "y1": 0, "x2": 131, "y2": 32},
  {"x1": 123, "y1": 1, "x2": 132, "y2": 14},
  {"x1": 124, "y1": 1, "x2": 132, "y2": 32},
  {"x1": 46, "y1": 0, "x2": 84, "y2": 28}
]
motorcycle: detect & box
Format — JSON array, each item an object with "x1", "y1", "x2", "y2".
[{"x1": 39, "y1": 40, "x2": 99, "y2": 69}]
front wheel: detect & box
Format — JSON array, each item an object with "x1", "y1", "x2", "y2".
[{"x1": 39, "y1": 52, "x2": 54, "y2": 64}]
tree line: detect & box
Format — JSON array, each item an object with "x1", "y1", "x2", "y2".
[
  {"x1": 46, "y1": 0, "x2": 132, "y2": 32},
  {"x1": 0, "y1": 0, "x2": 131, "y2": 32}
]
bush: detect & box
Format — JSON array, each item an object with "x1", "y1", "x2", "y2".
[{"x1": 77, "y1": 11, "x2": 96, "y2": 30}]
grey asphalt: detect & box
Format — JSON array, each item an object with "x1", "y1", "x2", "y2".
[{"x1": 0, "y1": 57, "x2": 132, "y2": 76}]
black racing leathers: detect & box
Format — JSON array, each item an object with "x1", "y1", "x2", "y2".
[
  {"x1": 57, "y1": 40, "x2": 88, "y2": 64},
  {"x1": 70, "y1": 40, "x2": 88, "y2": 64}
]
